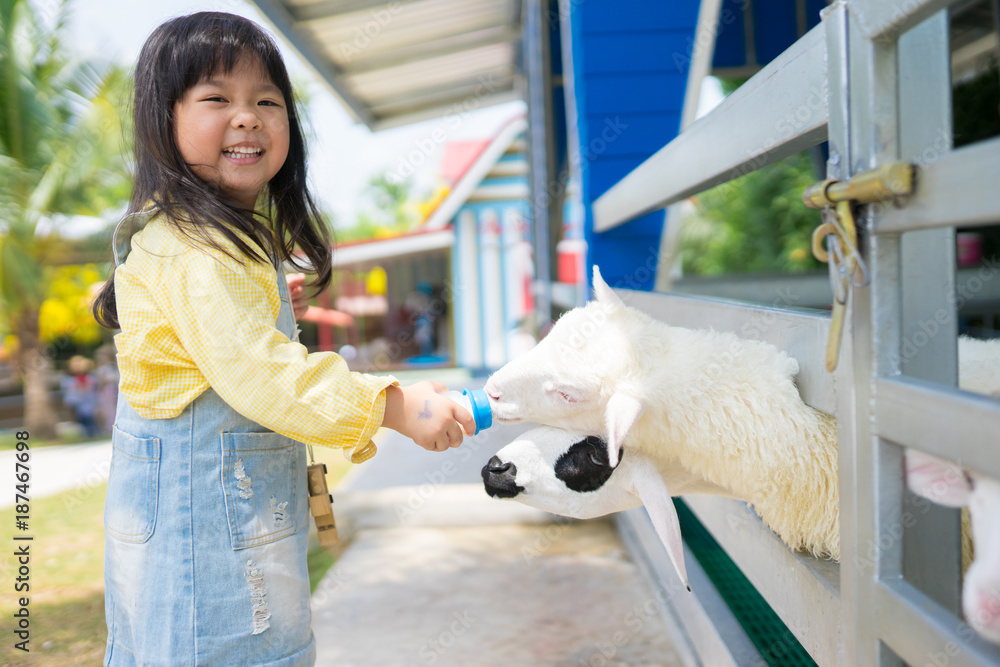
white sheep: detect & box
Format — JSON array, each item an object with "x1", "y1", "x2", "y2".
[
  {"x1": 906, "y1": 450, "x2": 1000, "y2": 643},
  {"x1": 483, "y1": 266, "x2": 999, "y2": 605},
  {"x1": 484, "y1": 266, "x2": 840, "y2": 589}
]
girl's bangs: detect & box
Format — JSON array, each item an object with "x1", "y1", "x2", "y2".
[{"x1": 175, "y1": 21, "x2": 287, "y2": 98}]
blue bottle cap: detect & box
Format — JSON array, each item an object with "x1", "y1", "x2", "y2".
[{"x1": 463, "y1": 388, "x2": 493, "y2": 434}]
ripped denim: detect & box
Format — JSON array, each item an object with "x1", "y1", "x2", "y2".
[{"x1": 103, "y1": 389, "x2": 315, "y2": 666}]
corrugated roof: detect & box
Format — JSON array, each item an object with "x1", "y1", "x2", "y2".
[{"x1": 250, "y1": 0, "x2": 523, "y2": 130}]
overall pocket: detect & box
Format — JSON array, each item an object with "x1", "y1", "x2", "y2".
[
  {"x1": 105, "y1": 426, "x2": 160, "y2": 543},
  {"x1": 221, "y1": 431, "x2": 299, "y2": 550}
]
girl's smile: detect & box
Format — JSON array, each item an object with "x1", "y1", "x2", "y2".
[
  {"x1": 174, "y1": 60, "x2": 290, "y2": 208},
  {"x1": 222, "y1": 141, "x2": 265, "y2": 164}
]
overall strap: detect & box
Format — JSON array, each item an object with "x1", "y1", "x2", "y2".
[{"x1": 112, "y1": 207, "x2": 159, "y2": 268}]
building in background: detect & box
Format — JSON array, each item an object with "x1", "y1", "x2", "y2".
[{"x1": 306, "y1": 113, "x2": 576, "y2": 373}]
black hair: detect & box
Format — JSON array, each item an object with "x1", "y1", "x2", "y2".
[{"x1": 93, "y1": 11, "x2": 332, "y2": 329}]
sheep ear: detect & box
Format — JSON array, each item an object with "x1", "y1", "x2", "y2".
[
  {"x1": 905, "y1": 449, "x2": 972, "y2": 508},
  {"x1": 592, "y1": 265, "x2": 625, "y2": 309},
  {"x1": 629, "y1": 457, "x2": 690, "y2": 592},
  {"x1": 605, "y1": 390, "x2": 642, "y2": 468}
]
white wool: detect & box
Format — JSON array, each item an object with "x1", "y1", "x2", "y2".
[
  {"x1": 958, "y1": 336, "x2": 1000, "y2": 398},
  {"x1": 486, "y1": 267, "x2": 998, "y2": 568}
]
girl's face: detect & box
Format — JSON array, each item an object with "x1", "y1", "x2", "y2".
[{"x1": 173, "y1": 59, "x2": 290, "y2": 209}]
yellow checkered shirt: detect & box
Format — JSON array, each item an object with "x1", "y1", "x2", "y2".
[{"x1": 113, "y1": 211, "x2": 396, "y2": 463}]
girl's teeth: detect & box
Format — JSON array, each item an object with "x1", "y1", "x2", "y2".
[{"x1": 224, "y1": 148, "x2": 262, "y2": 157}]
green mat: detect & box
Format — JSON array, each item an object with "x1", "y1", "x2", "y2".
[{"x1": 674, "y1": 499, "x2": 818, "y2": 667}]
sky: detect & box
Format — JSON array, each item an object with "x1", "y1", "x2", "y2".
[{"x1": 56, "y1": 0, "x2": 526, "y2": 230}]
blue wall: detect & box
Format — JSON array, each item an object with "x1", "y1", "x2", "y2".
[
  {"x1": 713, "y1": 0, "x2": 827, "y2": 69},
  {"x1": 569, "y1": 1, "x2": 700, "y2": 292},
  {"x1": 568, "y1": 1, "x2": 827, "y2": 294}
]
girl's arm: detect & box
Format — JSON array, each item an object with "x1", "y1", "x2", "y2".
[
  {"x1": 283, "y1": 273, "x2": 477, "y2": 450},
  {"x1": 141, "y1": 243, "x2": 397, "y2": 462}
]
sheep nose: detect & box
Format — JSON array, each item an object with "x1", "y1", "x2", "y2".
[
  {"x1": 484, "y1": 380, "x2": 500, "y2": 401},
  {"x1": 482, "y1": 456, "x2": 524, "y2": 499},
  {"x1": 486, "y1": 456, "x2": 513, "y2": 475}
]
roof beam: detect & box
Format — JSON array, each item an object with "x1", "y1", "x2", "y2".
[
  {"x1": 289, "y1": 0, "x2": 423, "y2": 23},
  {"x1": 248, "y1": 0, "x2": 376, "y2": 127},
  {"x1": 340, "y1": 26, "x2": 519, "y2": 74},
  {"x1": 371, "y1": 89, "x2": 520, "y2": 130},
  {"x1": 368, "y1": 71, "x2": 515, "y2": 113}
]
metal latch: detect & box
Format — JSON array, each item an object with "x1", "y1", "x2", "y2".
[{"x1": 803, "y1": 162, "x2": 916, "y2": 371}]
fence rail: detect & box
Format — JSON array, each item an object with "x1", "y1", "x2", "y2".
[
  {"x1": 617, "y1": 507, "x2": 764, "y2": 667},
  {"x1": 874, "y1": 136, "x2": 1000, "y2": 233},
  {"x1": 684, "y1": 496, "x2": 843, "y2": 666},
  {"x1": 592, "y1": 25, "x2": 828, "y2": 232},
  {"x1": 874, "y1": 376, "x2": 1000, "y2": 479},
  {"x1": 852, "y1": 0, "x2": 955, "y2": 39},
  {"x1": 599, "y1": 1, "x2": 999, "y2": 665},
  {"x1": 876, "y1": 580, "x2": 1000, "y2": 666}
]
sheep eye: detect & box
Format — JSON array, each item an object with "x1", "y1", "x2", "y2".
[
  {"x1": 588, "y1": 451, "x2": 604, "y2": 466},
  {"x1": 559, "y1": 391, "x2": 575, "y2": 403}
]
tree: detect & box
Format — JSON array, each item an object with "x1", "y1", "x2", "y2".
[
  {"x1": 0, "y1": 0, "x2": 131, "y2": 437},
  {"x1": 39, "y1": 264, "x2": 104, "y2": 351},
  {"x1": 679, "y1": 151, "x2": 824, "y2": 276},
  {"x1": 676, "y1": 76, "x2": 824, "y2": 277},
  {"x1": 336, "y1": 173, "x2": 420, "y2": 241}
]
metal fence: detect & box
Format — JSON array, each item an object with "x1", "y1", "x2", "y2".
[{"x1": 592, "y1": 1, "x2": 1000, "y2": 665}]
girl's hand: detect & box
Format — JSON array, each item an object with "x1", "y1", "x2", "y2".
[
  {"x1": 382, "y1": 382, "x2": 477, "y2": 452},
  {"x1": 286, "y1": 273, "x2": 309, "y2": 320}
]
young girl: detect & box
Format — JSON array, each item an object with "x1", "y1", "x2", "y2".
[{"x1": 91, "y1": 12, "x2": 475, "y2": 666}]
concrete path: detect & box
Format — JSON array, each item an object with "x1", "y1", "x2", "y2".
[{"x1": 311, "y1": 411, "x2": 683, "y2": 666}]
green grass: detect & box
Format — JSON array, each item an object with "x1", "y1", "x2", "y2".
[
  {"x1": 0, "y1": 480, "x2": 109, "y2": 666},
  {"x1": 307, "y1": 541, "x2": 339, "y2": 594},
  {"x1": 0, "y1": 450, "x2": 355, "y2": 666}
]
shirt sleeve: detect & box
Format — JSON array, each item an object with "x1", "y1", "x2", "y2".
[{"x1": 145, "y1": 242, "x2": 397, "y2": 463}]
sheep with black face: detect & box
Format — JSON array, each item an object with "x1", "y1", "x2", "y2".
[
  {"x1": 484, "y1": 427, "x2": 734, "y2": 590},
  {"x1": 483, "y1": 266, "x2": 839, "y2": 590}
]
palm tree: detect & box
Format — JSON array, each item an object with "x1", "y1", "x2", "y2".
[{"x1": 0, "y1": 0, "x2": 130, "y2": 438}]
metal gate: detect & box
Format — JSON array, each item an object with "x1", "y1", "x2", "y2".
[{"x1": 591, "y1": 1, "x2": 1000, "y2": 665}]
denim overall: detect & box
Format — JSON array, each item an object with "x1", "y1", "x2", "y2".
[{"x1": 104, "y1": 213, "x2": 316, "y2": 666}]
